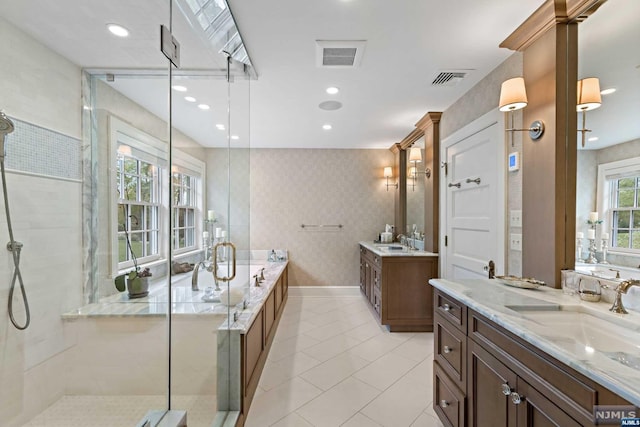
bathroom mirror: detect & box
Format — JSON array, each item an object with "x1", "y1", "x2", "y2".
[
  {"x1": 406, "y1": 145, "x2": 425, "y2": 239},
  {"x1": 575, "y1": 0, "x2": 640, "y2": 267}
]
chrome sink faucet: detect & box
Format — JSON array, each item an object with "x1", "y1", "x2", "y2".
[{"x1": 609, "y1": 279, "x2": 640, "y2": 314}]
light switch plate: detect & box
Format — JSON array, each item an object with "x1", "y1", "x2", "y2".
[
  {"x1": 510, "y1": 233, "x2": 522, "y2": 251},
  {"x1": 510, "y1": 210, "x2": 522, "y2": 227}
]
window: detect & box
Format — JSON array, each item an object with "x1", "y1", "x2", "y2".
[
  {"x1": 610, "y1": 176, "x2": 640, "y2": 250},
  {"x1": 173, "y1": 172, "x2": 197, "y2": 252},
  {"x1": 597, "y1": 157, "x2": 640, "y2": 255},
  {"x1": 109, "y1": 116, "x2": 206, "y2": 274},
  {"x1": 117, "y1": 155, "x2": 161, "y2": 266}
]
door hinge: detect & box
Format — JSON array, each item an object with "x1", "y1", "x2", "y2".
[
  {"x1": 441, "y1": 162, "x2": 448, "y2": 176},
  {"x1": 160, "y1": 25, "x2": 180, "y2": 68},
  {"x1": 445, "y1": 235, "x2": 448, "y2": 247}
]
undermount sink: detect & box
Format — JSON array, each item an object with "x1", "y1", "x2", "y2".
[
  {"x1": 507, "y1": 304, "x2": 640, "y2": 356},
  {"x1": 377, "y1": 245, "x2": 409, "y2": 253}
]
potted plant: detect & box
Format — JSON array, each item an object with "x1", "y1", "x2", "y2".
[
  {"x1": 114, "y1": 211, "x2": 152, "y2": 298},
  {"x1": 115, "y1": 266, "x2": 152, "y2": 298}
]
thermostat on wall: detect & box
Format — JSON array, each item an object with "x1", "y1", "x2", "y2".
[{"x1": 508, "y1": 152, "x2": 520, "y2": 172}]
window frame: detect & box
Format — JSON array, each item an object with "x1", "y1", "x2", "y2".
[
  {"x1": 171, "y1": 150, "x2": 205, "y2": 255},
  {"x1": 596, "y1": 156, "x2": 640, "y2": 257}
]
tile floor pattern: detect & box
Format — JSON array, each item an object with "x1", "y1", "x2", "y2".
[
  {"x1": 245, "y1": 295, "x2": 445, "y2": 427},
  {"x1": 21, "y1": 395, "x2": 216, "y2": 427}
]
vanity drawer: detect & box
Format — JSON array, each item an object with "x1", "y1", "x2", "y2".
[
  {"x1": 435, "y1": 314, "x2": 466, "y2": 391},
  {"x1": 434, "y1": 360, "x2": 465, "y2": 427},
  {"x1": 434, "y1": 290, "x2": 466, "y2": 333}
]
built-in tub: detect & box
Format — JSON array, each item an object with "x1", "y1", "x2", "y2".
[
  {"x1": 575, "y1": 262, "x2": 640, "y2": 280},
  {"x1": 60, "y1": 259, "x2": 286, "y2": 403}
]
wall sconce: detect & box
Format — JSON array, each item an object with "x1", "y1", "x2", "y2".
[
  {"x1": 408, "y1": 147, "x2": 422, "y2": 191},
  {"x1": 499, "y1": 77, "x2": 545, "y2": 146},
  {"x1": 577, "y1": 77, "x2": 601, "y2": 148},
  {"x1": 383, "y1": 166, "x2": 397, "y2": 191}
]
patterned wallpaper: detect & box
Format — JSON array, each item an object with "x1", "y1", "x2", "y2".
[{"x1": 245, "y1": 148, "x2": 395, "y2": 286}]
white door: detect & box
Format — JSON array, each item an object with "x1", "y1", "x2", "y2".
[{"x1": 441, "y1": 110, "x2": 505, "y2": 279}]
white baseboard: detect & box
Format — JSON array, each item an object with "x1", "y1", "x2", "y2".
[{"x1": 288, "y1": 286, "x2": 361, "y2": 297}]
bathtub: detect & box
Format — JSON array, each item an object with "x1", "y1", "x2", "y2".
[
  {"x1": 62, "y1": 261, "x2": 268, "y2": 318},
  {"x1": 575, "y1": 262, "x2": 640, "y2": 280}
]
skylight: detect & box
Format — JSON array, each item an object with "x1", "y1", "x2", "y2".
[{"x1": 179, "y1": 0, "x2": 253, "y2": 69}]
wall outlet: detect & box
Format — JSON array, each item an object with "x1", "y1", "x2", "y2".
[
  {"x1": 510, "y1": 233, "x2": 522, "y2": 251},
  {"x1": 510, "y1": 210, "x2": 522, "y2": 228}
]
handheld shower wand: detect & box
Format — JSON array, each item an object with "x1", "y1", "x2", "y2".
[{"x1": 0, "y1": 111, "x2": 30, "y2": 330}]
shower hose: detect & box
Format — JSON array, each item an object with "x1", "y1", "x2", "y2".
[{"x1": 1, "y1": 159, "x2": 30, "y2": 330}]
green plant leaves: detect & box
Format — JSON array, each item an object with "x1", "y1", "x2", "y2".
[{"x1": 114, "y1": 274, "x2": 126, "y2": 292}]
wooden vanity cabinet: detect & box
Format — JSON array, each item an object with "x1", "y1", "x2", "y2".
[
  {"x1": 433, "y1": 288, "x2": 633, "y2": 427},
  {"x1": 240, "y1": 266, "x2": 288, "y2": 425},
  {"x1": 359, "y1": 244, "x2": 436, "y2": 331}
]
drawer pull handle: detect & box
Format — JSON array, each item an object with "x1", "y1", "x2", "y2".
[
  {"x1": 443, "y1": 345, "x2": 453, "y2": 354},
  {"x1": 442, "y1": 303, "x2": 451, "y2": 312},
  {"x1": 510, "y1": 392, "x2": 523, "y2": 405},
  {"x1": 440, "y1": 400, "x2": 449, "y2": 408},
  {"x1": 448, "y1": 182, "x2": 461, "y2": 188},
  {"x1": 501, "y1": 383, "x2": 512, "y2": 396}
]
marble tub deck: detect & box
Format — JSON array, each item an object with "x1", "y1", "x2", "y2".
[{"x1": 62, "y1": 262, "x2": 285, "y2": 319}]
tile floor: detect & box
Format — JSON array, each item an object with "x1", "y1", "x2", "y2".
[{"x1": 245, "y1": 294, "x2": 445, "y2": 427}]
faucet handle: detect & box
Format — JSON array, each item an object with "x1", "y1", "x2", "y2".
[
  {"x1": 609, "y1": 268, "x2": 621, "y2": 279},
  {"x1": 253, "y1": 274, "x2": 260, "y2": 287}
]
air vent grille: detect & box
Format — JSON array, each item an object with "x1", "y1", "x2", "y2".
[
  {"x1": 323, "y1": 48, "x2": 357, "y2": 66},
  {"x1": 316, "y1": 40, "x2": 366, "y2": 68},
  {"x1": 431, "y1": 72, "x2": 467, "y2": 86}
]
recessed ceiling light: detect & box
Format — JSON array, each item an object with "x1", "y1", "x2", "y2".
[
  {"x1": 172, "y1": 85, "x2": 187, "y2": 92},
  {"x1": 184, "y1": 96, "x2": 196, "y2": 102},
  {"x1": 198, "y1": 104, "x2": 210, "y2": 110},
  {"x1": 106, "y1": 24, "x2": 129, "y2": 38},
  {"x1": 231, "y1": 135, "x2": 239, "y2": 140},
  {"x1": 326, "y1": 86, "x2": 340, "y2": 95},
  {"x1": 588, "y1": 136, "x2": 599, "y2": 142},
  {"x1": 322, "y1": 124, "x2": 332, "y2": 130},
  {"x1": 600, "y1": 88, "x2": 616, "y2": 95},
  {"x1": 216, "y1": 124, "x2": 225, "y2": 130}
]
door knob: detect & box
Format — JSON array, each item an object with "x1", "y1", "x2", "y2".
[{"x1": 510, "y1": 392, "x2": 523, "y2": 405}]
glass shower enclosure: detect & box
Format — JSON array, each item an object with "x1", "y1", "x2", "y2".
[{"x1": 0, "y1": 0, "x2": 252, "y2": 425}]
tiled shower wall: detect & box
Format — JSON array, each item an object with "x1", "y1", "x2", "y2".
[
  {"x1": 0, "y1": 17, "x2": 83, "y2": 426},
  {"x1": 231, "y1": 148, "x2": 395, "y2": 287}
]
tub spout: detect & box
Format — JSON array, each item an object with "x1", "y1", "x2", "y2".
[{"x1": 192, "y1": 261, "x2": 205, "y2": 291}]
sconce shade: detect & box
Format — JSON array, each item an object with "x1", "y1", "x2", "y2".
[
  {"x1": 499, "y1": 77, "x2": 528, "y2": 112},
  {"x1": 383, "y1": 166, "x2": 393, "y2": 178},
  {"x1": 577, "y1": 78, "x2": 602, "y2": 111},
  {"x1": 409, "y1": 147, "x2": 422, "y2": 162}
]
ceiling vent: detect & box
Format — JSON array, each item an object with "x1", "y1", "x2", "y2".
[
  {"x1": 431, "y1": 70, "x2": 472, "y2": 86},
  {"x1": 316, "y1": 40, "x2": 366, "y2": 68}
]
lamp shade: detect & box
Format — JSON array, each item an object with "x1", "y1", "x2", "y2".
[
  {"x1": 499, "y1": 77, "x2": 528, "y2": 112},
  {"x1": 383, "y1": 166, "x2": 393, "y2": 178},
  {"x1": 577, "y1": 77, "x2": 602, "y2": 111},
  {"x1": 409, "y1": 147, "x2": 422, "y2": 162}
]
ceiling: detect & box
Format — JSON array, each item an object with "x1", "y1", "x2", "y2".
[{"x1": 11, "y1": 0, "x2": 626, "y2": 150}]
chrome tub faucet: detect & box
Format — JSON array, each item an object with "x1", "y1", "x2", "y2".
[{"x1": 609, "y1": 279, "x2": 640, "y2": 314}]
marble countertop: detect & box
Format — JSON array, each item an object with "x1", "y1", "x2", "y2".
[
  {"x1": 217, "y1": 262, "x2": 288, "y2": 333},
  {"x1": 62, "y1": 261, "x2": 288, "y2": 321},
  {"x1": 429, "y1": 278, "x2": 640, "y2": 407},
  {"x1": 359, "y1": 241, "x2": 438, "y2": 258}
]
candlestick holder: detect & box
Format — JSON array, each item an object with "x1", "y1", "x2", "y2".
[
  {"x1": 576, "y1": 237, "x2": 583, "y2": 261},
  {"x1": 586, "y1": 238, "x2": 598, "y2": 264},
  {"x1": 600, "y1": 238, "x2": 609, "y2": 265}
]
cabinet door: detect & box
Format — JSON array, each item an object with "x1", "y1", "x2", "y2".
[
  {"x1": 515, "y1": 380, "x2": 582, "y2": 427},
  {"x1": 468, "y1": 340, "x2": 517, "y2": 427},
  {"x1": 359, "y1": 255, "x2": 366, "y2": 295},
  {"x1": 364, "y1": 260, "x2": 372, "y2": 299},
  {"x1": 371, "y1": 266, "x2": 381, "y2": 304}
]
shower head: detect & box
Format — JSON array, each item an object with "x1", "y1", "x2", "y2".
[
  {"x1": 0, "y1": 112, "x2": 15, "y2": 161},
  {"x1": 0, "y1": 112, "x2": 15, "y2": 136}
]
